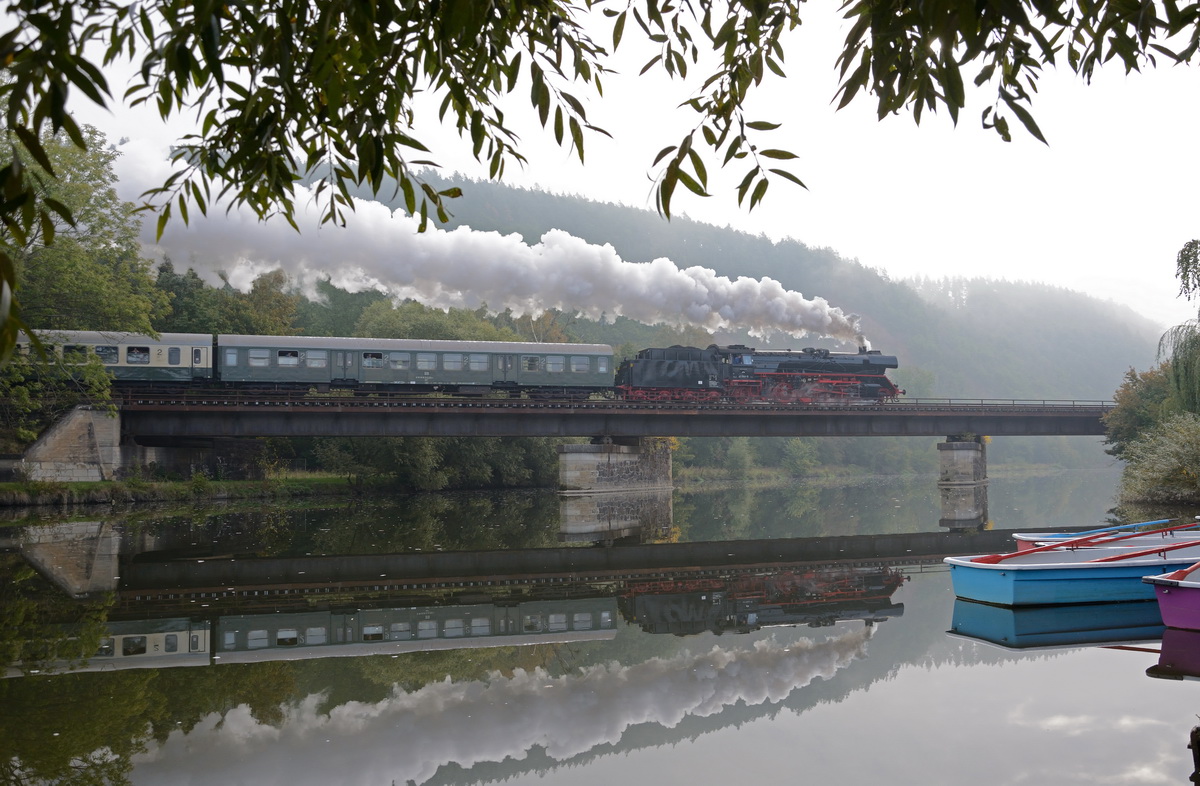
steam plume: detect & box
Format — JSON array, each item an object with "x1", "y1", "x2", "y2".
[
  {"x1": 151, "y1": 189, "x2": 868, "y2": 344},
  {"x1": 132, "y1": 629, "x2": 873, "y2": 786}
]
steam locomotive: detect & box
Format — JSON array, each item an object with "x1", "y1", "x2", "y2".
[
  {"x1": 616, "y1": 344, "x2": 903, "y2": 404},
  {"x1": 17, "y1": 331, "x2": 903, "y2": 405}
]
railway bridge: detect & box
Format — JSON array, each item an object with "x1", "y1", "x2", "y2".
[
  {"x1": 112, "y1": 390, "x2": 1111, "y2": 440},
  {"x1": 14, "y1": 392, "x2": 1112, "y2": 512}
]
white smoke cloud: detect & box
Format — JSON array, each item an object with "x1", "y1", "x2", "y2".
[
  {"x1": 131, "y1": 628, "x2": 873, "y2": 786},
  {"x1": 149, "y1": 188, "x2": 867, "y2": 343}
]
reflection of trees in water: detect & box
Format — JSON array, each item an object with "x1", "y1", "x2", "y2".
[
  {"x1": 108, "y1": 491, "x2": 563, "y2": 558},
  {"x1": 0, "y1": 554, "x2": 111, "y2": 677},
  {"x1": 676, "y1": 470, "x2": 1125, "y2": 541}
]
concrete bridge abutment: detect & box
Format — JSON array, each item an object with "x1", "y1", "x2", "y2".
[{"x1": 2, "y1": 406, "x2": 260, "y2": 482}]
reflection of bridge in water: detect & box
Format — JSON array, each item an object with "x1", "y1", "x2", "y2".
[{"x1": 2, "y1": 517, "x2": 1021, "y2": 609}]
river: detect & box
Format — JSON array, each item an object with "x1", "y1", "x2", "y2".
[{"x1": 3, "y1": 466, "x2": 1200, "y2": 786}]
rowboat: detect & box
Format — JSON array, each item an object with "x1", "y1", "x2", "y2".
[
  {"x1": 948, "y1": 598, "x2": 1164, "y2": 650},
  {"x1": 1143, "y1": 561, "x2": 1200, "y2": 630},
  {"x1": 1012, "y1": 518, "x2": 1188, "y2": 551},
  {"x1": 944, "y1": 534, "x2": 1200, "y2": 606}
]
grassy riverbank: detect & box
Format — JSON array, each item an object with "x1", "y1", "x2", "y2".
[{"x1": 0, "y1": 473, "x2": 358, "y2": 511}]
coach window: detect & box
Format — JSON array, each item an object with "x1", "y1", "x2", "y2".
[
  {"x1": 597, "y1": 357, "x2": 609, "y2": 373},
  {"x1": 416, "y1": 353, "x2": 437, "y2": 371},
  {"x1": 224, "y1": 348, "x2": 238, "y2": 367},
  {"x1": 247, "y1": 630, "x2": 269, "y2": 649},
  {"x1": 468, "y1": 353, "x2": 489, "y2": 371},
  {"x1": 546, "y1": 355, "x2": 565, "y2": 373},
  {"x1": 222, "y1": 631, "x2": 236, "y2": 650},
  {"x1": 548, "y1": 613, "x2": 568, "y2": 632},
  {"x1": 362, "y1": 624, "x2": 385, "y2": 642},
  {"x1": 168, "y1": 347, "x2": 181, "y2": 365},
  {"x1": 122, "y1": 636, "x2": 148, "y2": 656},
  {"x1": 276, "y1": 629, "x2": 299, "y2": 646},
  {"x1": 470, "y1": 618, "x2": 492, "y2": 636},
  {"x1": 95, "y1": 638, "x2": 114, "y2": 657},
  {"x1": 248, "y1": 348, "x2": 270, "y2": 367},
  {"x1": 164, "y1": 634, "x2": 179, "y2": 652},
  {"x1": 522, "y1": 615, "x2": 543, "y2": 633},
  {"x1": 305, "y1": 627, "x2": 327, "y2": 645},
  {"x1": 570, "y1": 356, "x2": 590, "y2": 373},
  {"x1": 390, "y1": 622, "x2": 412, "y2": 639},
  {"x1": 442, "y1": 353, "x2": 463, "y2": 371},
  {"x1": 362, "y1": 351, "x2": 384, "y2": 369},
  {"x1": 417, "y1": 619, "x2": 438, "y2": 639},
  {"x1": 522, "y1": 355, "x2": 541, "y2": 372},
  {"x1": 127, "y1": 346, "x2": 150, "y2": 364},
  {"x1": 573, "y1": 612, "x2": 594, "y2": 630},
  {"x1": 277, "y1": 350, "x2": 300, "y2": 367},
  {"x1": 388, "y1": 352, "x2": 410, "y2": 370},
  {"x1": 63, "y1": 344, "x2": 88, "y2": 363},
  {"x1": 95, "y1": 345, "x2": 118, "y2": 365},
  {"x1": 306, "y1": 350, "x2": 328, "y2": 368},
  {"x1": 443, "y1": 619, "x2": 465, "y2": 638}
]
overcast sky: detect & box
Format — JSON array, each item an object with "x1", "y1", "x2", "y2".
[{"x1": 77, "y1": 7, "x2": 1200, "y2": 333}]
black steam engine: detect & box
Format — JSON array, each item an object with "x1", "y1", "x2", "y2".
[{"x1": 615, "y1": 344, "x2": 903, "y2": 404}]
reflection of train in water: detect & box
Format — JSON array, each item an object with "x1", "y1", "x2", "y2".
[
  {"x1": 9, "y1": 566, "x2": 909, "y2": 676},
  {"x1": 620, "y1": 567, "x2": 907, "y2": 636},
  {"x1": 8, "y1": 598, "x2": 617, "y2": 676}
]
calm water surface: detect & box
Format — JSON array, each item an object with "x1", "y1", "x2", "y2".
[{"x1": 5, "y1": 467, "x2": 1200, "y2": 786}]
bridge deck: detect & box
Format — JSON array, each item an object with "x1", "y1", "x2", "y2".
[{"x1": 116, "y1": 391, "x2": 1113, "y2": 439}]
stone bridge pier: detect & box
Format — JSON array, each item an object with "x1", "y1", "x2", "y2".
[
  {"x1": 938, "y1": 436, "x2": 989, "y2": 529},
  {"x1": 557, "y1": 437, "x2": 673, "y2": 494}
]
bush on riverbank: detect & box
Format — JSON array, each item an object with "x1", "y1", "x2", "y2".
[{"x1": 1119, "y1": 413, "x2": 1200, "y2": 504}]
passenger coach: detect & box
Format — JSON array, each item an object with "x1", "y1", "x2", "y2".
[
  {"x1": 217, "y1": 334, "x2": 613, "y2": 395},
  {"x1": 15, "y1": 330, "x2": 214, "y2": 382}
]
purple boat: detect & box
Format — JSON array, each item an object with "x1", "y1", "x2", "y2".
[
  {"x1": 1147, "y1": 627, "x2": 1200, "y2": 681},
  {"x1": 1144, "y1": 562, "x2": 1200, "y2": 630}
]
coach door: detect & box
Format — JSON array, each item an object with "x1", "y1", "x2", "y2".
[
  {"x1": 495, "y1": 354, "x2": 516, "y2": 383},
  {"x1": 190, "y1": 345, "x2": 210, "y2": 380},
  {"x1": 334, "y1": 350, "x2": 358, "y2": 383}
]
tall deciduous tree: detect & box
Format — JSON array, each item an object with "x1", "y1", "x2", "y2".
[
  {"x1": 2, "y1": 0, "x2": 1196, "y2": 358},
  {"x1": 10, "y1": 126, "x2": 168, "y2": 332},
  {"x1": 1103, "y1": 365, "x2": 1176, "y2": 456}
]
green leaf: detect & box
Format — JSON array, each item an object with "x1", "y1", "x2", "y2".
[
  {"x1": 613, "y1": 11, "x2": 627, "y2": 48},
  {"x1": 759, "y1": 149, "x2": 797, "y2": 160},
  {"x1": 768, "y1": 168, "x2": 808, "y2": 189}
]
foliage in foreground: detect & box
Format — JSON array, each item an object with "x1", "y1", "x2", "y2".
[{"x1": 4, "y1": 0, "x2": 1200, "y2": 361}]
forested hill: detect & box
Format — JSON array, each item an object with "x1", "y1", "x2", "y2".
[{"x1": 357, "y1": 173, "x2": 1161, "y2": 400}]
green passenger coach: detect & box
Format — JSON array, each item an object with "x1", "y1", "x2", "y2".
[{"x1": 216, "y1": 335, "x2": 614, "y2": 395}]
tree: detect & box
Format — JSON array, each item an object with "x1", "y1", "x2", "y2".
[
  {"x1": 0, "y1": 351, "x2": 112, "y2": 449},
  {"x1": 1103, "y1": 364, "x2": 1176, "y2": 456},
  {"x1": 3, "y1": 0, "x2": 1195, "y2": 359},
  {"x1": 1158, "y1": 322, "x2": 1200, "y2": 414},
  {"x1": 355, "y1": 300, "x2": 521, "y2": 342},
  {"x1": 152, "y1": 259, "x2": 227, "y2": 334},
  {"x1": 10, "y1": 126, "x2": 168, "y2": 332}
]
